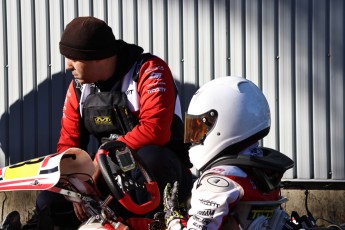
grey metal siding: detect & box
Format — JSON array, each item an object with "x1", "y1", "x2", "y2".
[{"x1": 0, "y1": 0, "x2": 344, "y2": 181}]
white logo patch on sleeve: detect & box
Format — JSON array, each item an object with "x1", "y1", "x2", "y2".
[{"x1": 204, "y1": 175, "x2": 236, "y2": 193}]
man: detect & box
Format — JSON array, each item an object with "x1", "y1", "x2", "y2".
[
  {"x1": 32, "y1": 16, "x2": 193, "y2": 229},
  {"x1": 163, "y1": 76, "x2": 294, "y2": 230}
]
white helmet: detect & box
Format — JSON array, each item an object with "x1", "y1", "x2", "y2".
[{"x1": 184, "y1": 76, "x2": 271, "y2": 170}]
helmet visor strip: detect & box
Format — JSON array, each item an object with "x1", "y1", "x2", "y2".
[{"x1": 184, "y1": 109, "x2": 218, "y2": 145}]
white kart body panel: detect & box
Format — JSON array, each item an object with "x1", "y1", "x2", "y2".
[{"x1": 0, "y1": 148, "x2": 95, "y2": 191}]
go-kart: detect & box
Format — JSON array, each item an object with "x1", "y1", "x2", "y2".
[
  {"x1": 1, "y1": 141, "x2": 344, "y2": 230},
  {"x1": 0, "y1": 141, "x2": 161, "y2": 230}
]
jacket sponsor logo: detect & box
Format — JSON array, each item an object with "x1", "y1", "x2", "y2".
[
  {"x1": 144, "y1": 65, "x2": 164, "y2": 73},
  {"x1": 149, "y1": 72, "x2": 162, "y2": 79},
  {"x1": 126, "y1": 89, "x2": 134, "y2": 95},
  {"x1": 146, "y1": 81, "x2": 166, "y2": 87},
  {"x1": 147, "y1": 87, "x2": 166, "y2": 94},
  {"x1": 94, "y1": 116, "x2": 112, "y2": 125}
]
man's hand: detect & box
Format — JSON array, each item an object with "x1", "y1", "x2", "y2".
[{"x1": 163, "y1": 181, "x2": 186, "y2": 227}]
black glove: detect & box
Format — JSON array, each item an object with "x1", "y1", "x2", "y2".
[{"x1": 163, "y1": 181, "x2": 186, "y2": 227}]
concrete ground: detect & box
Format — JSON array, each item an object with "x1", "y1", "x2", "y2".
[
  {"x1": 0, "y1": 189, "x2": 344, "y2": 227},
  {"x1": 281, "y1": 189, "x2": 345, "y2": 227},
  {"x1": 0, "y1": 190, "x2": 38, "y2": 226}
]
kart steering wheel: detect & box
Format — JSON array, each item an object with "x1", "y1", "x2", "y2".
[{"x1": 97, "y1": 141, "x2": 160, "y2": 215}]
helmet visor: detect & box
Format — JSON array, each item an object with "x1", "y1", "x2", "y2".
[{"x1": 184, "y1": 110, "x2": 218, "y2": 145}]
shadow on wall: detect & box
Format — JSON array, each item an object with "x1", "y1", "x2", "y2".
[
  {"x1": 0, "y1": 71, "x2": 73, "y2": 166},
  {"x1": 0, "y1": 71, "x2": 198, "y2": 167},
  {"x1": 176, "y1": 80, "x2": 199, "y2": 117}
]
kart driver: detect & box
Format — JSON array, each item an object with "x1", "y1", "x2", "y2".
[{"x1": 162, "y1": 76, "x2": 294, "y2": 230}]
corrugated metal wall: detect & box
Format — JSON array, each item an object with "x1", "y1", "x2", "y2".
[{"x1": 0, "y1": 0, "x2": 344, "y2": 182}]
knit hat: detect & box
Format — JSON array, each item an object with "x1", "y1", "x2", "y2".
[{"x1": 60, "y1": 17, "x2": 118, "y2": 60}]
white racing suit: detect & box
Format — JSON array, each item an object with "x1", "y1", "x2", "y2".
[
  {"x1": 168, "y1": 164, "x2": 289, "y2": 230},
  {"x1": 166, "y1": 144, "x2": 295, "y2": 230}
]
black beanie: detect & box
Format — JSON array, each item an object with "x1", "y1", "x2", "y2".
[{"x1": 60, "y1": 17, "x2": 118, "y2": 60}]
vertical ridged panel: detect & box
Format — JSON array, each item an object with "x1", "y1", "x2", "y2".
[
  {"x1": 181, "y1": 0, "x2": 199, "y2": 109},
  {"x1": 229, "y1": 0, "x2": 244, "y2": 76},
  {"x1": 137, "y1": 0, "x2": 151, "y2": 52},
  {"x1": 35, "y1": 0, "x2": 51, "y2": 156},
  {"x1": 122, "y1": 0, "x2": 136, "y2": 43},
  {"x1": 0, "y1": 0, "x2": 344, "y2": 181},
  {"x1": 261, "y1": 0, "x2": 278, "y2": 150},
  {"x1": 213, "y1": 0, "x2": 228, "y2": 79},
  {"x1": 197, "y1": 0, "x2": 213, "y2": 85},
  {"x1": 245, "y1": 0, "x2": 260, "y2": 84},
  {"x1": 312, "y1": 0, "x2": 329, "y2": 179},
  {"x1": 6, "y1": 0, "x2": 22, "y2": 164},
  {"x1": 152, "y1": 0, "x2": 166, "y2": 58},
  {"x1": 278, "y1": 0, "x2": 294, "y2": 179},
  {"x1": 295, "y1": 0, "x2": 312, "y2": 179},
  {"x1": 330, "y1": 0, "x2": 345, "y2": 180},
  {"x1": 21, "y1": 0, "x2": 36, "y2": 160},
  {"x1": 0, "y1": 0, "x2": 8, "y2": 167}
]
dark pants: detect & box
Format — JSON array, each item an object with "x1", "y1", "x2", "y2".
[
  {"x1": 133, "y1": 145, "x2": 193, "y2": 216},
  {"x1": 35, "y1": 145, "x2": 193, "y2": 228}
]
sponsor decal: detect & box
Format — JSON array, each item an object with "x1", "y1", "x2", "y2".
[
  {"x1": 192, "y1": 215, "x2": 212, "y2": 225},
  {"x1": 197, "y1": 209, "x2": 215, "y2": 217},
  {"x1": 144, "y1": 66, "x2": 164, "y2": 73},
  {"x1": 199, "y1": 199, "x2": 220, "y2": 208},
  {"x1": 204, "y1": 175, "x2": 235, "y2": 192},
  {"x1": 149, "y1": 72, "x2": 162, "y2": 79},
  {"x1": 147, "y1": 87, "x2": 166, "y2": 94},
  {"x1": 192, "y1": 222, "x2": 208, "y2": 230},
  {"x1": 247, "y1": 206, "x2": 275, "y2": 220},
  {"x1": 126, "y1": 89, "x2": 134, "y2": 95},
  {"x1": 94, "y1": 116, "x2": 112, "y2": 125},
  {"x1": 5, "y1": 157, "x2": 45, "y2": 179},
  {"x1": 146, "y1": 81, "x2": 166, "y2": 87},
  {"x1": 208, "y1": 167, "x2": 225, "y2": 174},
  {"x1": 207, "y1": 176, "x2": 230, "y2": 187}
]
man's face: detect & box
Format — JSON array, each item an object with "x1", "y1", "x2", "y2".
[{"x1": 65, "y1": 58, "x2": 100, "y2": 84}]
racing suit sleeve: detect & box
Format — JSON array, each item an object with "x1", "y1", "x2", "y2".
[
  {"x1": 57, "y1": 81, "x2": 81, "y2": 153},
  {"x1": 117, "y1": 56, "x2": 176, "y2": 150},
  {"x1": 186, "y1": 173, "x2": 243, "y2": 230}
]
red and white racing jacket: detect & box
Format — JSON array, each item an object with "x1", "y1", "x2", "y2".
[
  {"x1": 169, "y1": 165, "x2": 281, "y2": 230},
  {"x1": 57, "y1": 55, "x2": 182, "y2": 153}
]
